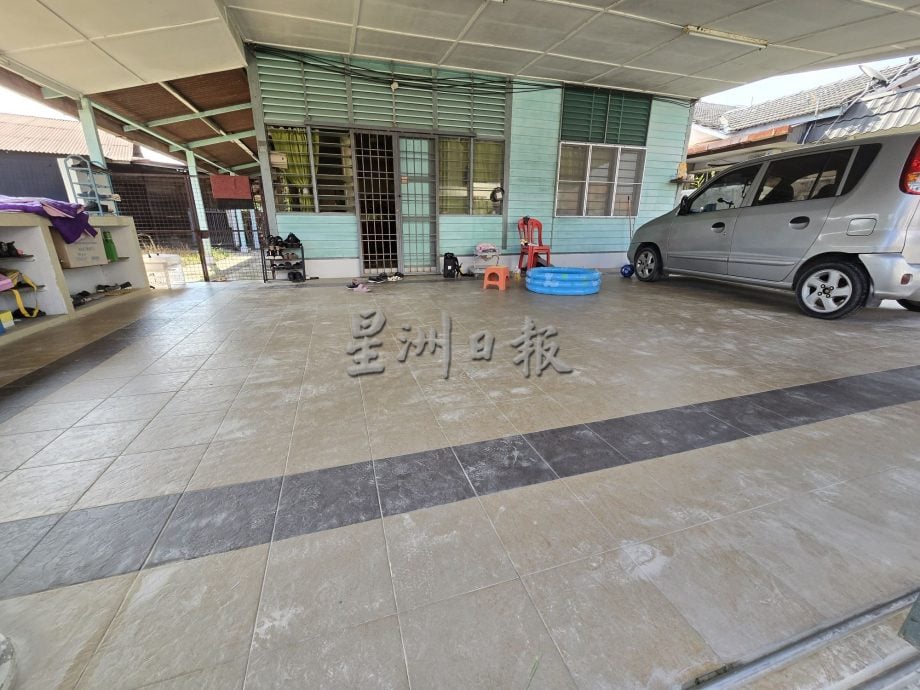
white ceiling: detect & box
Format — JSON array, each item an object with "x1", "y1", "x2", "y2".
[{"x1": 3, "y1": 0, "x2": 920, "y2": 98}]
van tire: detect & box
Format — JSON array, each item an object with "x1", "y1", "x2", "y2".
[
  {"x1": 634, "y1": 245, "x2": 663, "y2": 282},
  {"x1": 794, "y1": 260, "x2": 868, "y2": 319},
  {"x1": 897, "y1": 299, "x2": 920, "y2": 312}
]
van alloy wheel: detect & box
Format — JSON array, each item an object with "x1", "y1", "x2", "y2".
[
  {"x1": 634, "y1": 247, "x2": 662, "y2": 282},
  {"x1": 794, "y1": 261, "x2": 867, "y2": 319}
]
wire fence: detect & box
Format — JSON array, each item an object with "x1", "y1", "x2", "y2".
[{"x1": 110, "y1": 171, "x2": 265, "y2": 281}]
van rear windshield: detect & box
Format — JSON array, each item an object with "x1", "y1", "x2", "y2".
[{"x1": 841, "y1": 143, "x2": 882, "y2": 195}]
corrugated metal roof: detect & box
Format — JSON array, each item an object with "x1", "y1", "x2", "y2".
[
  {"x1": 716, "y1": 62, "x2": 920, "y2": 133},
  {"x1": 823, "y1": 88, "x2": 920, "y2": 138},
  {"x1": 0, "y1": 113, "x2": 134, "y2": 161}
]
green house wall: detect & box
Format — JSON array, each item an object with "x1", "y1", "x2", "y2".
[{"x1": 264, "y1": 61, "x2": 691, "y2": 264}]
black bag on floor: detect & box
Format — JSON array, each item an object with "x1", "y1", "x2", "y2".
[{"x1": 442, "y1": 252, "x2": 461, "y2": 279}]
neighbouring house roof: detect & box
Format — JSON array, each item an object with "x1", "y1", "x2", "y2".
[
  {"x1": 822, "y1": 87, "x2": 920, "y2": 139},
  {"x1": 0, "y1": 113, "x2": 135, "y2": 162},
  {"x1": 692, "y1": 102, "x2": 736, "y2": 130},
  {"x1": 704, "y1": 61, "x2": 920, "y2": 133}
]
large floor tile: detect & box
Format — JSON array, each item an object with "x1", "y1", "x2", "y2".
[
  {"x1": 480, "y1": 481, "x2": 614, "y2": 575},
  {"x1": 588, "y1": 406, "x2": 749, "y2": 463},
  {"x1": 383, "y1": 498, "x2": 516, "y2": 611},
  {"x1": 710, "y1": 501, "x2": 915, "y2": 621},
  {"x1": 75, "y1": 445, "x2": 206, "y2": 509},
  {"x1": 274, "y1": 462, "x2": 380, "y2": 540},
  {"x1": 453, "y1": 435, "x2": 558, "y2": 496},
  {"x1": 0, "y1": 573, "x2": 135, "y2": 690},
  {"x1": 148, "y1": 477, "x2": 281, "y2": 566},
  {"x1": 0, "y1": 458, "x2": 112, "y2": 522},
  {"x1": 156, "y1": 384, "x2": 240, "y2": 418},
  {"x1": 143, "y1": 659, "x2": 246, "y2": 689},
  {"x1": 0, "y1": 495, "x2": 178, "y2": 599},
  {"x1": 0, "y1": 398, "x2": 102, "y2": 434},
  {"x1": 524, "y1": 424, "x2": 627, "y2": 478},
  {"x1": 623, "y1": 521, "x2": 824, "y2": 663},
  {"x1": 24, "y1": 421, "x2": 147, "y2": 467},
  {"x1": 74, "y1": 392, "x2": 173, "y2": 426},
  {"x1": 524, "y1": 552, "x2": 720, "y2": 688},
  {"x1": 0, "y1": 514, "x2": 59, "y2": 581},
  {"x1": 564, "y1": 462, "x2": 713, "y2": 547},
  {"x1": 186, "y1": 436, "x2": 288, "y2": 491},
  {"x1": 400, "y1": 579, "x2": 576, "y2": 689},
  {"x1": 288, "y1": 416, "x2": 372, "y2": 472},
  {"x1": 246, "y1": 615, "x2": 408, "y2": 690},
  {"x1": 124, "y1": 410, "x2": 224, "y2": 455},
  {"x1": 253, "y1": 521, "x2": 395, "y2": 649},
  {"x1": 77, "y1": 545, "x2": 268, "y2": 688},
  {"x1": 0, "y1": 429, "x2": 61, "y2": 471},
  {"x1": 374, "y1": 447, "x2": 474, "y2": 516}
]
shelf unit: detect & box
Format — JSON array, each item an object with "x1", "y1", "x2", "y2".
[
  {"x1": 0, "y1": 213, "x2": 148, "y2": 340},
  {"x1": 65, "y1": 155, "x2": 120, "y2": 215},
  {"x1": 261, "y1": 242, "x2": 305, "y2": 282}
]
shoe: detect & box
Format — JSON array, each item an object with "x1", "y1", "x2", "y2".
[
  {"x1": 291, "y1": 261, "x2": 303, "y2": 269},
  {"x1": 367, "y1": 274, "x2": 387, "y2": 284},
  {"x1": 355, "y1": 284, "x2": 371, "y2": 293},
  {"x1": 346, "y1": 280, "x2": 361, "y2": 290},
  {"x1": 0, "y1": 241, "x2": 33, "y2": 259},
  {"x1": 283, "y1": 233, "x2": 302, "y2": 248},
  {"x1": 291, "y1": 271, "x2": 305, "y2": 282}
]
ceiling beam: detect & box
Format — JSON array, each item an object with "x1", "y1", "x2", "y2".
[
  {"x1": 157, "y1": 82, "x2": 258, "y2": 162},
  {"x1": 170, "y1": 129, "x2": 256, "y2": 151},
  {"x1": 123, "y1": 102, "x2": 252, "y2": 131},
  {"x1": 89, "y1": 101, "x2": 235, "y2": 173},
  {"x1": 230, "y1": 161, "x2": 260, "y2": 171}
]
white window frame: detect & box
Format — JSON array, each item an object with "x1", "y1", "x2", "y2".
[{"x1": 554, "y1": 141, "x2": 647, "y2": 218}]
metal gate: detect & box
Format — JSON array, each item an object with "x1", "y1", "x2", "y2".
[
  {"x1": 353, "y1": 132, "x2": 438, "y2": 274},
  {"x1": 398, "y1": 137, "x2": 438, "y2": 273},
  {"x1": 109, "y1": 171, "x2": 266, "y2": 281}
]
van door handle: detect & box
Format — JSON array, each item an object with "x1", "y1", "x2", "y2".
[
  {"x1": 789, "y1": 216, "x2": 810, "y2": 229},
  {"x1": 711, "y1": 222, "x2": 726, "y2": 233}
]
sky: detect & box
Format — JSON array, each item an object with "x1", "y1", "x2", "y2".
[{"x1": 704, "y1": 55, "x2": 918, "y2": 106}]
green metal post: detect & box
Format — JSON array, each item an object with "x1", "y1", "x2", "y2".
[
  {"x1": 186, "y1": 150, "x2": 217, "y2": 277},
  {"x1": 77, "y1": 97, "x2": 106, "y2": 169}
]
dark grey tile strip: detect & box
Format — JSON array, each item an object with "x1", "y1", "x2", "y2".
[
  {"x1": 147, "y1": 478, "x2": 282, "y2": 568},
  {"x1": 375, "y1": 448, "x2": 474, "y2": 516},
  {"x1": 0, "y1": 496, "x2": 178, "y2": 599},
  {"x1": 2, "y1": 363, "x2": 919, "y2": 600}
]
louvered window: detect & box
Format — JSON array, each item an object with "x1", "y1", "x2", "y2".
[
  {"x1": 256, "y1": 52, "x2": 506, "y2": 137},
  {"x1": 560, "y1": 87, "x2": 651, "y2": 146},
  {"x1": 268, "y1": 127, "x2": 354, "y2": 213}
]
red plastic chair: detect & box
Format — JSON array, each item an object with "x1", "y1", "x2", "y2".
[{"x1": 517, "y1": 216, "x2": 551, "y2": 271}]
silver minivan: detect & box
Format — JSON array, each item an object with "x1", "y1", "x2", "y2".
[{"x1": 627, "y1": 132, "x2": 920, "y2": 318}]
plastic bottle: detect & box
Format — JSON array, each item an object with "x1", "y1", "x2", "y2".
[{"x1": 102, "y1": 231, "x2": 118, "y2": 262}]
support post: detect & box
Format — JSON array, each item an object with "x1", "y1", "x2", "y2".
[
  {"x1": 186, "y1": 150, "x2": 218, "y2": 277},
  {"x1": 78, "y1": 97, "x2": 107, "y2": 169}
]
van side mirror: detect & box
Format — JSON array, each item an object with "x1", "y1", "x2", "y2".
[{"x1": 678, "y1": 196, "x2": 692, "y2": 215}]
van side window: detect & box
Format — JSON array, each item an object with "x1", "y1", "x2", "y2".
[
  {"x1": 689, "y1": 165, "x2": 760, "y2": 213},
  {"x1": 754, "y1": 150, "x2": 853, "y2": 206},
  {"x1": 841, "y1": 143, "x2": 881, "y2": 194}
]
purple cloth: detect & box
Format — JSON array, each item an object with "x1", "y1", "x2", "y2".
[{"x1": 0, "y1": 196, "x2": 97, "y2": 243}]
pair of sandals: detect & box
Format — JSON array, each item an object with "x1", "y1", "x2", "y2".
[
  {"x1": 367, "y1": 271, "x2": 405, "y2": 284},
  {"x1": 0, "y1": 241, "x2": 32, "y2": 259},
  {"x1": 275, "y1": 260, "x2": 304, "y2": 270},
  {"x1": 345, "y1": 280, "x2": 371, "y2": 293}
]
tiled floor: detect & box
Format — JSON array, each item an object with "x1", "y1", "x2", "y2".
[{"x1": 0, "y1": 276, "x2": 919, "y2": 688}]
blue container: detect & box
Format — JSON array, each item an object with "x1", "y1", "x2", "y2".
[{"x1": 525, "y1": 267, "x2": 602, "y2": 295}]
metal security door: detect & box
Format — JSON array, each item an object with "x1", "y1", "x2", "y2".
[
  {"x1": 398, "y1": 137, "x2": 437, "y2": 273},
  {"x1": 354, "y1": 132, "x2": 399, "y2": 273}
]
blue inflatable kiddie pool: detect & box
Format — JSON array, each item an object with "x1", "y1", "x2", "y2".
[{"x1": 525, "y1": 267, "x2": 601, "y2": 295}]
